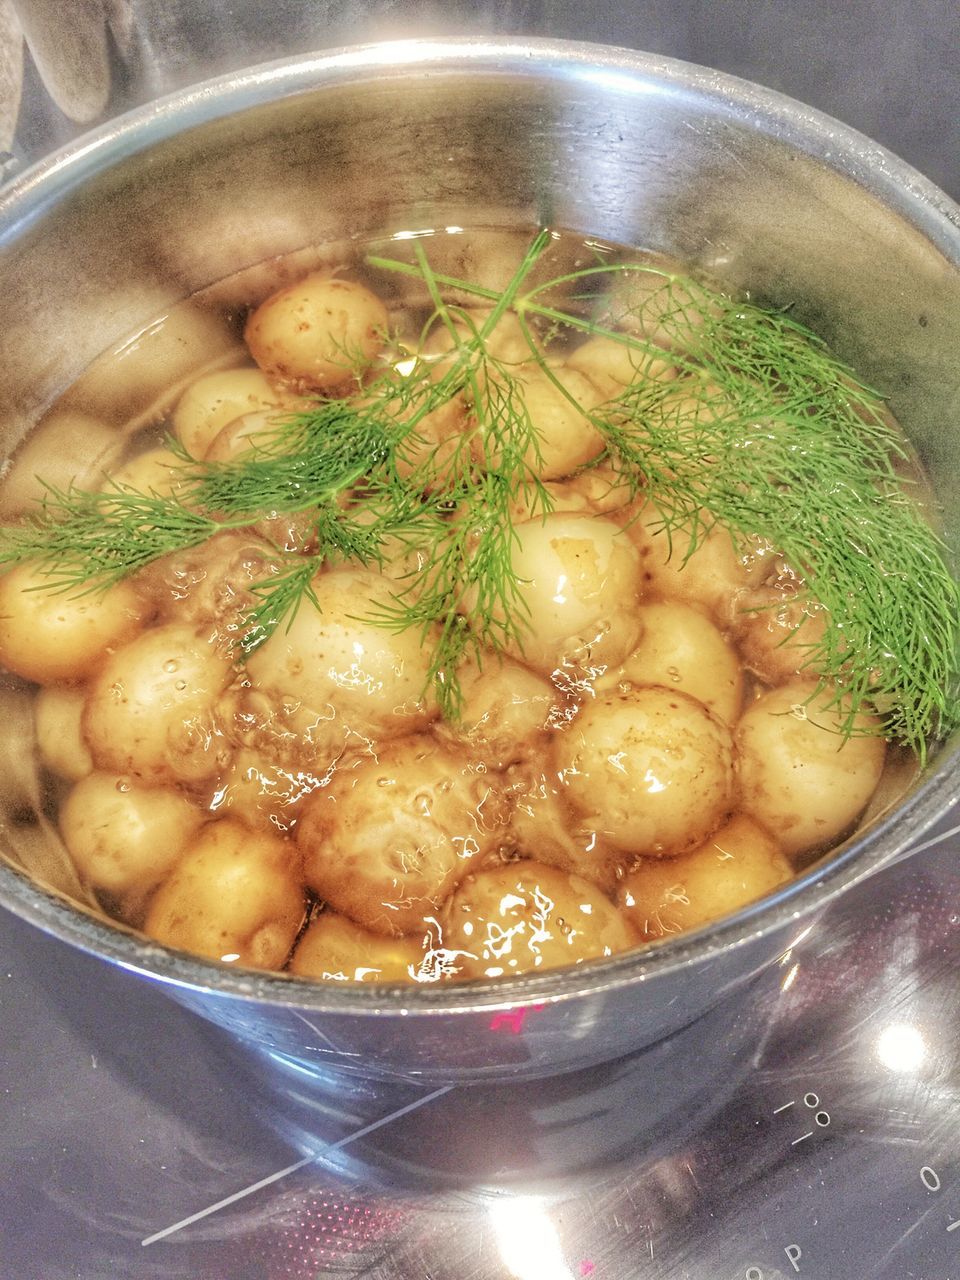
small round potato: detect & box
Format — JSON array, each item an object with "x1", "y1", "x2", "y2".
[
  {"x1": 0, "y1": 564, "x2": 145, "y2": 685},
  {"x1": 137, "y1": 532, "x2": 282, "y2": 649},
  {"x1": 103, "y1": 447, "x2": 191, "y2": 498},
  {"x1": 619, "y1": 814, "x2": 793, "y2": 940},
  {"x1": 506, "y1": 763, "x2": 623, "y2": 891},
  {"x1": 244, "y1": 566, "x2": 438, "y2": 757},
  {"x1": 443, "y1": 861, "x2": 638, "y2": 979},
  {"x1": 172, "y1": 367, "x2": 289, "y2": 458},
  {"x1": 553, "y1": 685, "x2": 735, "y2": 856},
  {"x1": 289, "y1": 912, "x2": 426, "y2": 983},
  {"x1": 565, "y1": 335, "x2": 677, "y2": 399},
  {"x1": 60, "y1": 771, "x2": 204, "y2": 897},
  {"x1": 629, "y1": 507, "x2": 771, "y2": 624},
  {"x1": 437, "y1": 657, "x2": 560, "y2": 769},
  {"x1": 496, "y1": 364, "x2": 606, "y2": 480},
  {"x1": 143, "y1": 818, "x2": 304, "y2": 969},
  {"x1": 35, "y1": 686, "x2": 93, "y2": 781},
  {"x1": 482, "y1": 512, "x2": 644, "y2": 677},
  {"x1": 203, "y1": 409, "x2": 281, "y2": 464},
  {"x1": 296, "y1": 735, "x2": 506, "y2": 935},
  {"x1": 601, "y1": 601, "x2": 743, "y2": 723},
  {"x1": 734, "y1": 563, "x2": 829, "y2": 685},
  {"x1": 245, "y1": 275, "x2": 389, "y2": 392},
  {"x1": 421, "y1": 307, "x2": 539, "y2": 365},
  {"x1": 736, "y1": 680, "x2": 887, "y2": 856},
  {"x1": 211, "y1": 747, "x2": 323, "y2": 834},
  {"x1": 83, "y1": 623, "x2": 234, "y2": 784}
]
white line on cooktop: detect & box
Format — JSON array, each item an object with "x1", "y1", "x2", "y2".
[{"x1": 141, "y1": 1083, "x2": 455, "y2": 1247}]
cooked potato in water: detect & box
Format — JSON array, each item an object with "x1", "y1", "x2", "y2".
[
  {"x1": 245, "y1": 275, "x2": 388, "y2": 391},
  {"x1": 443, "y1": 861, "x2": 638, "y2": 979},
  {"x1": 0, "y1": 228, "x2": 942, "y2": 985},
  {"x1": 143, "y1": 818, "x2": 304, "y2": 968},
  {"x1": 290, "y1": 912, "x2": 425, "y2": 983},
  {"x1": 0, "y1": 565, "x2": 144, "y2": 685},
  {"x1": 297, "y1": 736, "x2": 506, "y2": 935},
  {"x1": 619, "y1": 814, "x2": 793, "y2": 940},
  {"x1": 553, "y1": 686, "x2": 735, "y2": 856},
  {"x1": 737, "y1": 681, "x2": 887, "y2": 856}
]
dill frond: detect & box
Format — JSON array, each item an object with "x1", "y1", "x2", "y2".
[{"x1": 0, "y1": 229, "x2": 956, "y2": 753}]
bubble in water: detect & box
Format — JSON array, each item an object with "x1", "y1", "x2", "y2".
[{"x1": 163, "y1": 659, "x2": 179, "y2": 674}]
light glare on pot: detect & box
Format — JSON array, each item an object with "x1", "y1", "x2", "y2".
[
  {"x1": 877, "y1": 1022, "x2": 926, "y2": 1073},
  {"x1": 489, "y1": 1196, "x2": 576, "y2": 1280}
]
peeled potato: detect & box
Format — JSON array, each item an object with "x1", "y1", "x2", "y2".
[
  {"x1": 443, "y1": 861, "x2": 637, "y2": 979},
  {"x1": 289, "y1": 912, "x2": 425, "y2": 983},
  {"x1": 143, "y1": 818, "x2": 304, "y2": 969},
  {"x1": 60, "y1": 771, "x2": 203, "y2": 897},
  {"x1": 245, "y1": 275, "x2": 388, "y2": 391},
  {"x1": 553, "y1": 685, "x2": 735, "y2": 856},
  {"x1": 0, "y1": 564, "x2": 145, "y2": 685},
  {"x1": 736, "y1": 680, "x2": 886, "y2": 856},
  {"x1": 619, "y1": 814, "x2": 793, "y2": 940},
  {"x1": 297, "y1": 736, "x2": 506, "y2": 935},
  {"x1": 35, "y1": 686, "x2": 93, "y2": 781},
  {"x1": 83, "y1": 623, "x2": 234, "y2": 784}
]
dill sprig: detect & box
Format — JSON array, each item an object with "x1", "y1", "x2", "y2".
[
  {"x1": 0, "y1": 230, "x2": 957, "y2": 753},
  {"x1": 371, "y1": 245, "x2": 960, "y2": 754}
]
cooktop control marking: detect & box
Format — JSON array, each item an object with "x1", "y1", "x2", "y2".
[
  {"x1": 744, "y1": 1246, "x2": 803, "y2": 1280},
  {"x1": 775, "y1": 1091, "x2": 831, "y2": 1146},
  {"x1": 917, "y1": 1164, "x2": 960, "y2": 1234}
]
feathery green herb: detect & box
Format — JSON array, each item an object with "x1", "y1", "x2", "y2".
[{"x1": 1, "y1": 229, "x2": 957, "y2": 753}]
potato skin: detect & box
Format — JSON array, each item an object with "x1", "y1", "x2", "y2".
[
  {"x1": 629, "y1": 508, "x2": 770, "y2": 625},
  {"x1": 243, "y1": 567, "x2": 438, "y2": 760},
  {"x1": 619, "y1": 814, "x2": 793, "y2": 940},
  {"x1": 736, "y1": 680, "x2": 886, "y2": 856},
  {"x1": 553, "y1": 685, "x2": 735, "y2": 856},
  {"x1": 488, "y1": 512, "x2": 643, "y2": 676},
  {"x1": 35, "y1": 686, "x2": 93, "y2": 781},
  {"x1": 172, "y1": 367, "x2": 288, "y2": 459},
  {"x1": 601, "y1": 600, "x2": 743, "y2": 724},
  {"x1": 60, "y1": 771, "x2": 203, "y2": 896},
  {"x1": 289, "y1": 912, "x2": 426, "y2": 983},
  {"x1": 83, "y1": 623, "x2": 234, "y2": 784},
  {"x1": 143, "y1": 818, "x2": 304, "y2": 969},
  {"x1": 245, "y1": 275, "x2": 388, "y2": 391},
  {"x1": 296, "y1": 736, "x2": 506, "y2": 935},
  {"x1": 0, "y1": 564, "x2": 145, "y2": 685},
  {"x1": 443, "y1": 861, "x2": 638, "y2": 979}
]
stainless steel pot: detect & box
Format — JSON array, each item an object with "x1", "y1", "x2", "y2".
[{"x1": 0, "y1": 37, "x2": 957, "y2": 1084}]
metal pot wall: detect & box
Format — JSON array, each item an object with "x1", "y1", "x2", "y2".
[{"x1": 0, "y1": 38, "x2": 957, "y2": 1084}]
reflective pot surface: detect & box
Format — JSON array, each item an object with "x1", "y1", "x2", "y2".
[{"x1": 0, "y1": 38, "x2": 958, "y2": 1084}]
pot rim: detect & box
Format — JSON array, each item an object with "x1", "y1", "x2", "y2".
[{"x1": 1, "y1": 35, "x2": 958, "y2": 1016}]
